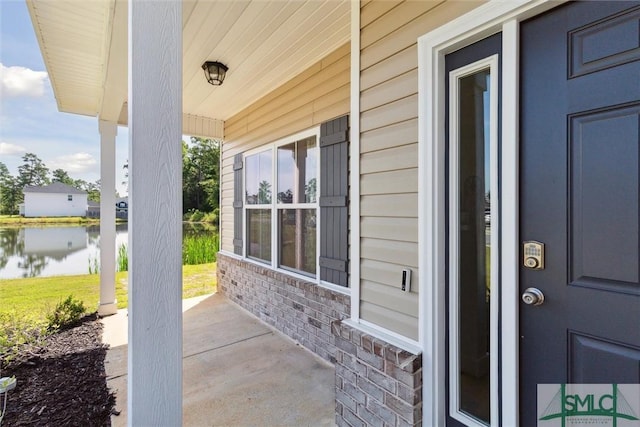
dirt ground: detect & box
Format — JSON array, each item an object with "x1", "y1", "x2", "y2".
[{"x1": 1, "y1": 314, "x2": 115, "y2": 426}]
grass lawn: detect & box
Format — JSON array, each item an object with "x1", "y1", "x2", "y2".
[
  {"x1": 0, "y1": 263, "x2": 216, "y2": 319},
  {"x1": 0, "y1": 215, "x2": 104, "y2": 226}
]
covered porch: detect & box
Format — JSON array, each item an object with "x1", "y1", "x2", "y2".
[
  {"x1": 102, "y1": 292, "x2": 335, "y2": 426},
  {"x1": 26, "y1": 0, "x2": 350, "y2": 423}
]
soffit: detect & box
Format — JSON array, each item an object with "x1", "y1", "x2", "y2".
[
  {"x1": 27, "y1": 0, "x2": 351, "y2": 124},
  {"x1": 26, "y1": 0, "x2": 111, "y2": 116}
]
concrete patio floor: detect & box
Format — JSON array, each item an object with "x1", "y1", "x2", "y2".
[{"x1": 102, "y1": 293, "x2": 335, "y2": 426}]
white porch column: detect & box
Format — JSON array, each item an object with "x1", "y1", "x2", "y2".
[
  {"x1": 128, "y1": 0, "x2": 182, "y2": 425},
  {"x1": 98, "y1": 120, "x2": 118, "y2": 316}
]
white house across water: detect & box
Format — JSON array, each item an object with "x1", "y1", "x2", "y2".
[
  {"x1": 23, "y1": 182, "x2": 88, "y2": 218},
  {"x1": 26, "y1": 1, "x2": 640, "y2": 425}
]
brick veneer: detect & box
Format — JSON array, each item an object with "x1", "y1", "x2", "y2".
[
  {"x1": 217, "y1": 253, "x2": 422, "y2": 427},
  {"x1": 217, "y1": 253, "x2": 350, "y2": 363},
  {"x1": 332, "y1": 321, "x2": 423, "y2": 427}
]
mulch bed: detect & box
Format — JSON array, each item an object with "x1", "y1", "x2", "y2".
[{"x1": 1, "y1": 314, "x2": 116, "y2": 426}]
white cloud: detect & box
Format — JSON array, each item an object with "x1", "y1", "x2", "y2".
[
  {"x1": 0, "y1": 142, "x2": 27, "y2": 156},
  {"x1": 49, "y1": 152, "x2": 97, "y2": 174},
  {"x1": 0, "y1": 63, "x2": 48, "y2": 97}
]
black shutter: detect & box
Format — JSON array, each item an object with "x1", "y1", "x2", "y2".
[
  {"x1": 319, "y1": 115, "x2": 349, "y2": 286},
  {"x1": 233, "y1": 153, "x2": 243, "y2": 255}
]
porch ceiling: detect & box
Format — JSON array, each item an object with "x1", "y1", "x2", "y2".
[{"x1": 26, "y1": 0, "x2": 350, "y2": 135}]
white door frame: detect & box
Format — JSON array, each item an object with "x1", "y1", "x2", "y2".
[{"x1": 417, "y1": 1, "x2": 567, "y2": 425}]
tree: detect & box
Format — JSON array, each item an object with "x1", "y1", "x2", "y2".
[
  {"x1": 183, "y1": 137, "x2": 220, "y2": 213},
  {"x1": 123, "y1": 137, "x2": 220, "y2": 214},
  {"x1": 258, "y1": 180, "x2": 272, "y2": 204},
  {"x1": 18, "y1": 153, "x2": 49, "y2": 187},
  {"x1": 85, "y1": 180, "x2": 101, "y2": 202},
  {"x1": 0, "y1": 162, "x2": 21, "y2": 214},
  {"x1": 122, "y1": 160, "x2": 128, "y2": 192},
  {"x1": 0, "y1": 162, "x2": 11, "y2": 182},
  {"x1": 51, "y1": 168, "x2": 74, "y2": 185},
  {"x1": 74, "y1": 178, "x2": 88, "y2": 190},
  {"x1": 73, "y1": 178, "x2": 101, "y2": 202}
]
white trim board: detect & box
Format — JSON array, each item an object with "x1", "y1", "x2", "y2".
[
  {"x1": 349, "y1": 0, "x2": 361, "y2": 322},
  {"x1": 417, "y1": 1, "x2": 567, "y2": 426}
]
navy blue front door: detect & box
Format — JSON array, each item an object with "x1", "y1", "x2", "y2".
[{"x1": 520, "y1": 2, "x2": 640, "y2": 425}]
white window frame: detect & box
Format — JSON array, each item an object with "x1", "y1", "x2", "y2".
[
  {"x1": 274, "y1": 133, "x2": 319, "y2": 278},
  {"x1": 242, "y1": 127, "x2": 349, "y2": 294},
  {"x1": 448, "y1": 55, "x2": 499, "y2": 427},
  {"x1": 417, "y1": 1, "x2": 567, "y2": 426},
  {"x1": 244, "y1": 147, "x2": 274, "y2": 265}
]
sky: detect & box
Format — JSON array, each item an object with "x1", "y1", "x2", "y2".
[{"x1": 0, "y1": 1, "x2": 129, "y2": 195}]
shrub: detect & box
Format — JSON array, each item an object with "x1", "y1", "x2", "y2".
[
  {"x1": 183, "y1": 234, "x2": 218, "y2": 265},
  {"x1": 46, "y1": 296, "x2": 86, "y2": 332},
  {"x1": 0, "y1": 311, "x2": 48, "y2": 364},
  {"x1": 116, "y1": 243, "x2": 128, "y2": 272},
  {"x1": 202, "y1": 209, "x2": 218, "y2": 224},
  {"x1": 88, "y1": 254, "x2": 100, "y2": 274},
  {"x1": 189, "y1": 210, "x2": 204, "y2": 222}
]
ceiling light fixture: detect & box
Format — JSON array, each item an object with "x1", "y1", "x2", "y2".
[{"x1": 201, "y1": 61, "x2": 228, "y2": 86}]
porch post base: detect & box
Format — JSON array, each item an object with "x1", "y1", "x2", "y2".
[{"x1": 98, "y1": 301, "x2": 118, "y2": 317}]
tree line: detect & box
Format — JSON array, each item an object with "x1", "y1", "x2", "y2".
[{"x1": 1, "y1": 136, "x2": 220, "y2": 216}]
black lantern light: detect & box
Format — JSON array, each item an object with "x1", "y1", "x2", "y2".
[{"x1": 201, "y1": 61, "x2": 228, "y2": 86}]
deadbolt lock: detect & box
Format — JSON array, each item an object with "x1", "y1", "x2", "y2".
[
  {"x1": 523, "y1": 241, "x2": 545, "y2": 270},
  {"x1": 524, "y1": 257, "x2": 539, "y2": 269}
]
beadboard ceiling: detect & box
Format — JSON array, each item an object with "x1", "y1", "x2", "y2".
[{"x1": 26, "y1": 0, "x2": 350, "y2": 135}]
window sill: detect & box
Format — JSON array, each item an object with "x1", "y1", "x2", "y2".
[{"x1": 343, "y1": 318, "x2": 422, "y2": 355}]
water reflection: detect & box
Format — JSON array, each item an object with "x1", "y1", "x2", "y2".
[
  {"x1": 0, "y1": 224, "x2": 127, "y2": 280},
  {"x1": 0, "y1": 223, "x2": 215, "y2": 280},
  {"x1": 0, "y1": 228, "x2": 23, "y2": 272},
  {"x1": 24, "y1": 227, "x2": 87, "y2": 258}
]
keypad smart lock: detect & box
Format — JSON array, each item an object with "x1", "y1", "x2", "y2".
[{"x1": 523, "y1": 241, "x2": 544, "y2": 270}]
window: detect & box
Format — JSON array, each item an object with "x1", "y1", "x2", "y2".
[
  {"x1": 277, "y1": 137, "x2": 317, "y2": 275},
  {"x1": 67, "y1": 195, "x2": 73, "y2": 201},
  {"x1": 244, "y1": 133, "x2": 318, "y2": 276},
  {"x1": 235, "y1": 116, "x2": 349, "y2": 287},
  {"x1": 245, "y1": 150, "x2": 272, "y2": 262}
]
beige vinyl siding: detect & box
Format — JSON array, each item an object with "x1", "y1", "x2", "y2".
[
  {"x1": 358, "y1": 0, "x2": 482, "y2": 340},
  {"x1": 361, "y1": 169, "x2": 418, "y2": 195},
  {"x1": 361, "y1": 217, "x2": 416, "y2": 241},
  {"x1": 361, "y1": 301, "x2": 417, "y2": 339},
  {"x1": 220, "y1": 43, "x2": 350, "y2": 253}
]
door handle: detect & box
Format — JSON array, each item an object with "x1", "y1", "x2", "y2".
[{"x1": 522, "y1": 287, "x2": 545, "y2": 305}]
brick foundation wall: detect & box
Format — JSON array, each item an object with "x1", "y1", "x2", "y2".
[
  {"x1": 217, "y1": 253, "x2": 422, "y2": 426},
  {"x1": 332, "y1": 320, "x2": 423, "y2": 427},
  {"x1": 217, "y1": 253, "x2": 350, "y2": 363}
]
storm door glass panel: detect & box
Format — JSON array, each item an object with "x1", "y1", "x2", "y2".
[
  {"x1": 279, "y1": 209, "x2": 316, "y2": 275},
  {"x1": 450, "y1": 65, "x2": 494, "y2": 426},
  {"x1": 247, "y1": 209, "x2": 271, "y2": 262}
]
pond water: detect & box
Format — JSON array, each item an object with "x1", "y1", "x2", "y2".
[{"x1": 0, "y1": 223, "x2": 214, "y2": 280}]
